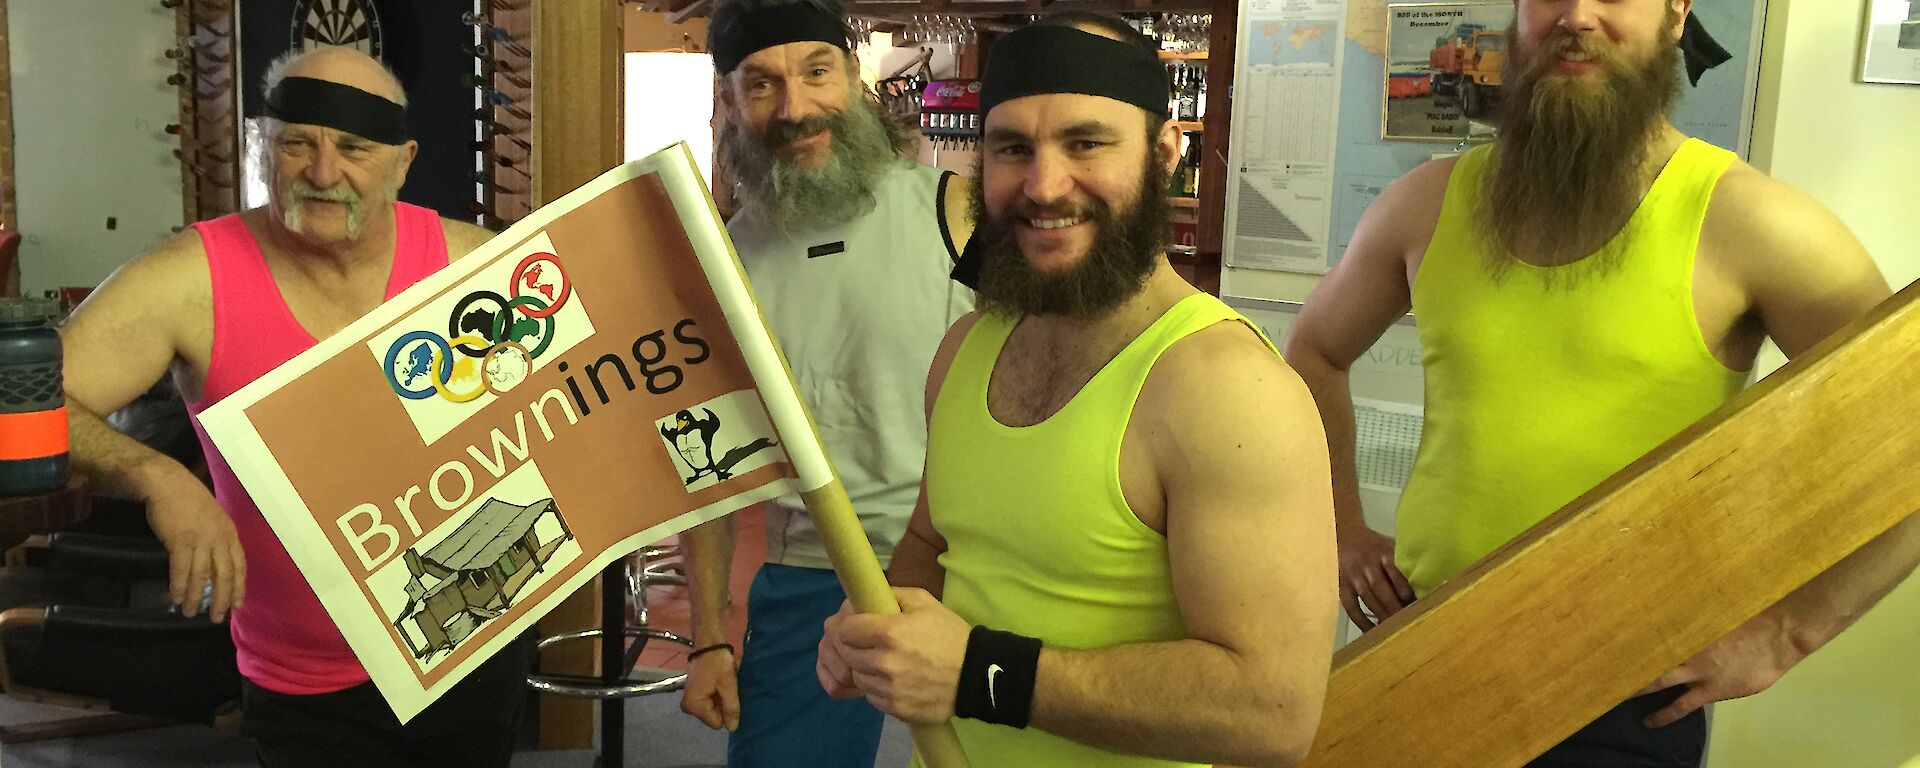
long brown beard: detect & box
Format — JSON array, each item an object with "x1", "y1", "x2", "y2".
[
  {"x1": 1481, "y1": 13, "x2": 1682, "y2": 283},
  {"x1": 968, "y1": 147, "x2": 1171, "y2": 319}
]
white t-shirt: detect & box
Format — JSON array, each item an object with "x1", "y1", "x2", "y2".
[{"x1": 727, "y1": 159, "x2": 974, "y2": 569}]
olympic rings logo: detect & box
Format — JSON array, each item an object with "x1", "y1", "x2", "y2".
[{"x1": 383, "y1": 253, "x2": 572, "y2": 402}]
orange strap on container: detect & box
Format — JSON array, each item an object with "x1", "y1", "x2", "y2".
[{"x1": 0, "y1": 406, "x2": 69, "y2": 461}]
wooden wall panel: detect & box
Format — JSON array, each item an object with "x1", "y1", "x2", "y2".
[
  {"x1": 176, "y1": 0, "x2": 240, "y2": 222},
  {"x1": 529, "y1": 0, "x2": 622, "y2": 749}
]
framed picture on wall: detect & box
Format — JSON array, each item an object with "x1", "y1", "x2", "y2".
[
  {"x1": 1382, "y1": 3, "x2": 1514, "y2": 142},
  {"x1": 1859, "y1": 0, "x2": 1920, "y2": 84}
]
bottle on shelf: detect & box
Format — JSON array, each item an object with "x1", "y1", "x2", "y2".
[
  {"x1": 1181, "y1": 132, "x2": 1203, "y2": 198},
  {"x1": 1166, "y1": 64, "x2": 1180, "y2": 118},
  {"x1": 1194, "y1": 67, "x2": 1208, "y2": 120},
  {"x1": 1176, "y1": 64, "x2": 1200, "y2": 122}
]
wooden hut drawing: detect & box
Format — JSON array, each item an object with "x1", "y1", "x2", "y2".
[{"x1": 391, "y1": 497, "x2": 574, "y2": 660}]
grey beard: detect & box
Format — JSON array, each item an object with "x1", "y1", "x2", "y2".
[
  {"x1": 721, "y1": 99, "x2": 901, "y2": 235},
  {"x1": 281, "y1": 177, "x2": 368, "y2": 240}
]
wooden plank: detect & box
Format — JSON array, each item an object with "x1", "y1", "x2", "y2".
[
  {"x1": 184, "y1": 0, "x2": 240, "y2": 220},
  {"x1": 954, "y1": 34, "x2": 991, "y2": 80},
  {"x1": 488, "y1": 0, "x2": 535, "y2": 226},
  {"x1": 172, "y1": 0, "x2": 199, "y2": 228},
  {"x1": 531, "y1": 0, "x2": 622, "y2": 750},
  {"x1": 1301, "y1": 283, "x2": 1920, "y2": 768}
]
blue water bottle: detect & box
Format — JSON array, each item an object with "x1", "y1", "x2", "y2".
[{"x1": 0, "y1": 297, "x2": 69, "y2": 496}]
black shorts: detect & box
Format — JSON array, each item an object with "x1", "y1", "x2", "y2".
[
  {"x1": 1527, "y1": 688, "x2": 1708, "y2": 768},
  {"x1": 240, "y1": 636, "x2": 534, "y2": 768}
]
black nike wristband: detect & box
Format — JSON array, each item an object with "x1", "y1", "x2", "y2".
[{"x1": 953, "y1": 625, "x2": 1042, "y2": 728}]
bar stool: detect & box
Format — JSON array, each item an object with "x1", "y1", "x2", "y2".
[
  {"x1": 631, "y1": 545, "x2": 686, "y2": 623},
  {"x1": 527, "y1": 544, "x2": 694, "y2": 766}
]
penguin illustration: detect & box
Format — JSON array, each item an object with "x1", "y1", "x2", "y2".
[{"x1": 660, "y1": 408, "x2": 778, "y2": 486}]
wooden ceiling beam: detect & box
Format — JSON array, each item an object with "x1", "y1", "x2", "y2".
[{"x1": 666, "y1": 0, "x2": 711, "y2": 24}]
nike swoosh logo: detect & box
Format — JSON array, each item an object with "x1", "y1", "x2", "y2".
[{"x1": 987, "y1": 664, "x2": 1004, "y2": 709}]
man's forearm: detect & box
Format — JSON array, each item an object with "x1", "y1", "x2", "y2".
[
  {"x1": 1774, "y1": 511, "x2": 1920, "y2": 655},
  {"x1": 1293, "y1": 358, "x2": 1368, "y2": 532},
  {"x1": 1029, "y1": 639, "x2": 1316, "y2": 768},
  {"x1": 67, "y1": 400, "x2": 192, "y2": 500},
  {"x1": 680, "y1": 515, "x2": 737, "y2": 646},
  {"x1": 884, "y1": 527, "x2": 946, "y2": 599}
]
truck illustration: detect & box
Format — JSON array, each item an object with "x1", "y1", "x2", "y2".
[{"x1": 1429, "y1": 23, "x2": 1506, "y2": 120}]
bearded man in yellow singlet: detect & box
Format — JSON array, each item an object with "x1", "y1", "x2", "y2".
[
  {"x1": 1286, "y1": 0, "x2": 1920, "y2": 765},
  {"x1": 813, "y1": 14, "x2": 1341, "y2": 768}
]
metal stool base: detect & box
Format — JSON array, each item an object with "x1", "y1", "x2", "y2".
[{"x1": 527, "y1": 627, "x2": 694, "y2": 698}]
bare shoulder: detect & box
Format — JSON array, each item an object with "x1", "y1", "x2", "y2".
[
  {"x1": 941, "y1": 310, "x2": 983, "y2": 350},
  {"x1": 440, "y1": 218, "x2": 498, "y2": 260},
  {"x1": 1146, "y1": 319, "x2": 1316, "y2": 429},
  {"x1": 1347, "y1": 155, "x2": 1459, "y2": 270},
  {"x1": 1704, "y1": 161, "x2": 1877, "y2": 284},
  {"x1": 1378, "y1": 155, "x2": 1459, "y2": 219},
  {"x1": 61, "y1": 225, "x2": 216, "y2": 408},
  {"x1": 1140, "y1": 318, "x2": 1327, "y2": 497},
  {"x1": 1393, "y1": 154, "x2": 1461, "y2": 197},
  {"x1": 924, "y1": 310, "x2": 983, "y2": 414},
  {"x1": 1707, "y1": 161, "x2": 1841, "y2": 236},
  {"x1": 82, "y1": 227, "x2": 213, "y2": 315}
]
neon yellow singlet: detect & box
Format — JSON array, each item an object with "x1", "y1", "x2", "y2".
[
  {"x1": 1396, "y1": 139, "x2": 1748, "y2": 598},
  {"x1": 920, "y1": 293, "x2": 1273, "y2": 768}
]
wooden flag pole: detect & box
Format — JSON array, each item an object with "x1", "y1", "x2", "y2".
[{"x1": 804, "y1": 480, "x2": 972, "y2": 768}]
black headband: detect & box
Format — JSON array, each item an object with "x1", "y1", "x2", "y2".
[
  {"x1": 981, "y1": 25, "x2": 1169, "y2": 120},
  {"x1": 1678, "y1": 14, "x2": 1730, "y2": 87},
  {"x1": 709, "y1": 4, "x2": 848, "y2": 75},
  {"x1": 265, "y1": 76, "x2": 409, "y2": 145}
]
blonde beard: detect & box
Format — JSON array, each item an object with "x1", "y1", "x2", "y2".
[{"x1": 1480, "y1": 13, "x2": 1682, "y2": 286}]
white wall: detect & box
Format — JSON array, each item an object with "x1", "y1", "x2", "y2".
[
  {"x1": 9, "y1": 1, "x2": 183, "y2": 296},
  {"x1": 1746, "y1": 0, "x2": 1920, "y2": 377},
  {"x1": 624, "y1": 52, "x2": 716, "y2": 180},
  {"x1": 1707, "y1": 0, "x2": 1920, "y2": 764}
]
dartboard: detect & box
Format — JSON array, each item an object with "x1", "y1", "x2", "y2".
[{"x1": 290, "y1": 0, "x2": 384, "y2": 58}]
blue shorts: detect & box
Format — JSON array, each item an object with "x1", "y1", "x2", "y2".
[{"x1": 728, "y1": 563, "x2": 884, "y2": 768}]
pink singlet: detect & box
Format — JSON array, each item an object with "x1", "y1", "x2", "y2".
[{"x1": 186, "y1": 203, "x2": 448, "y2": 694}]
